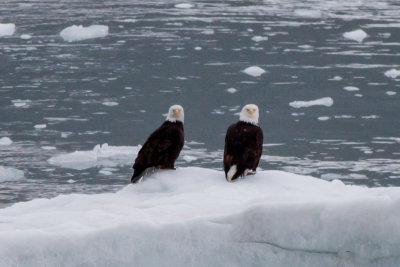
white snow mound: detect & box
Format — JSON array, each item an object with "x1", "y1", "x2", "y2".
[
  {"x1": 0, "y1": 166, "x2": 24, "y2": 182},
  {"x1": 289, "y1": 97, "x2": 334, "y2": 108},
  {"x1": 384, "y1": 69, "x2": 400, "y2": 79},
  {"x1": 0, "y1": 167, "x2": 400, "y2": 266},
  {"x1": 343, "y1": 29, "x2": 368, "y2": 43},
  {"x1": 0, "y1": 137, "x2": 12, "y2": 146},
  {"x1": 60, "y1": 25, "x2": 109, "y2": 42},
  {"x1": 242, "y1": 66, "x2": 266, "y2": 77},
  {"x1": 0, "y1": 23, "x2": 15, "y2": 37},
  {"x1": 48, "y1": 143, "x2": 140, "y2": 170}
]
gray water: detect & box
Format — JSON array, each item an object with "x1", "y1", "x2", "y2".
[{"x1": 1, "y1": 0, "x2": 400, "y2": 207}]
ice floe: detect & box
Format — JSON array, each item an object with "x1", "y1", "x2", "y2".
[
  {"x1": 384, "y1": 69, "x2": 400, "y2": 79},
  {"x1": 386, "y1": 91, "x2": 396, "y2": 96},
  {"x1": 226, "y1": 88, "x2": 237, "y2": 94},
  {"x1": 102, "y1": 101, "x2": 119, "y2": 107},
  {"x1": 251, "y1": 36, "x2": 268, "y2": 42},
  {"x1": 34, "y1": 124, "x2": 46, "y2": 129},
  {"x1": 343, "y1": 29, "x2": 368, "y2": 43},
  {"x1": 289, "y1": 97, "x2": 333, "y2": 108},
  {"x1": 0, "y1": 23, "x2": 15, "y2": 37},
  {"x1": 0, "y1": 137, "x2": 12, "y2": 146},
  {"x1": 60, "y1": 25, "x2": 109, "y2": 42},
  {"x1": 48, "y1": 143, "x2": 140, "y2": 170},
  {"x1": 20, "y1": 34, "x2": 31, "y2": 40},
  {"x1": 293, "y1": 9, "x2": 323, "y2": 19},
  {"x1": 175, "y1": 3, "x2": 194, "y2": 9},
  {"x1": 242, "y1": 66, "x2": 266, "y2": 77},
  {"x1": 0, "y1": 167, "x2": 400, "y2": 266},
  {"x1": 344, "y1": 86, "x2": 359, "y2": 91},
  {"x1": 0, "y1": 166, "x2": 24, "y2": 182}
]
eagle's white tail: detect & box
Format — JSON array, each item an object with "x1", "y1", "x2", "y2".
[{"x1": 227, "y1": 165, "x2": 237, "y2": 182}]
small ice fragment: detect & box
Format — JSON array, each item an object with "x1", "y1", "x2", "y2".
[
  {"x1": 242, "y1": 66, "x2": 266, "y2": 77},
  {"x1": 354, "y1": 94, "x2": 363, "y2": 97},
  {"x1": 41, "y1": 146, "x2": 56, "y2": 150},
  {"x1": 194, "y1": 46, "x2": 202, "y2": 51},
  {"x1": 344, "y1": 86, "x2": 359, "y2": 91},
  {"x1": 175, "y1": 3, "x2": 194, "y2": 9},
  {"x1": 34, "y1": 124, "x2": 47, "y2": 129},
  {"x1": 289, "y1": 97, "x2": 334, "y2": 108},
  {"x1": 343, "y1": 29, "x2": 368, "y2": 43},
  {"x1": 0, "y1": 166, "x2": 24, "y2": 182},
  {"x1": 60, "y1": 25, "x2": 109, "y2": 42},
  {"x1": 330, "y1": 76, "x2": 343, "y2": 81},
  {"x1": 293, "y1": 9, "x2": 323, "y2": 19},
  {"x1": 102, "y1": 102, "x2": 119, "y2": 106},
  {"x1": 384, "y1": 69, "x2": 400, "y2": 79},
  {"x1": 386, "y1": 91, "x2": 396, "y2": 96},
  {"x1": 318, "y1": 116, "x2": 330, "y2": 121},
  {"x1": 124, "y1": 87, "x2": 132, "y2": 90},
  {"x1": 20, "y1": 34, "x2": 31, "y2": 40},
  {"x1": 226, "y1": 88, "x2": 237, "y2": 94},
  {"x1": 0, "y1": 23, "x2": 16, "y2": 37},
  {"x1": 99, "y1": 169, "x2": 113, "y2": 175},
  {"x1": 0, "y1": 137, "x2": 12, "y2": 146},
  {"x1": 183, "y1": 155, "x2": 197, "y2": 162},
  {"x1": 67, "y1": 179, "x2": 76, "y2": 183},
  {"x1": 251, "y1": 36, "x2": 268, "y2": 42}
]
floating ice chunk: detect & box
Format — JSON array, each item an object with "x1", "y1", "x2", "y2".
[
  {"x1": 329, "y1": 76, "x2": 343, "y2": 81},
  {"x1": 48, "y1": 143, "x2": 140, "y2": 170},
  {"x1": 102, "y1": 101, "x2": 119, "y2": 106},
  {"x1": 0, "y1": 137, "x2": 12, "y2": 146},
  {"x1": 60, "y1": 25, "x2": 109, "y2": 42},
  {"x1": 293, "y1": 9, "x2": 323, "y2": 19},
  {"x1": 41, "y1": 146, "x2": 56, "y2": 150},
  {"x1": 0, "y1": 23, "x2": 15, "y2": 37},
  {"x1": 318, "y1": 116, "x2": 330, "y2": 121},
  {"x1": 384, "y1": 69, "x2": 400, "y2": 79},
  {"x1": 175, "y1": 3, "x2": 194, "y2": 9},
  {"x1": 226, "y1": 88, "x2": 237, "y2": 94},
  {"x1": 343, "y1": 29, "x2": 368, "y2": 43},
  {"x1": 182, "y1": 155, "x2": 197, "y2": 162},
  {"x1": 386, "y1": 91, "x2": 397, "y2": 96},
  {"x1": 12, "y1": 99, "x2": 30, "y2": 108},
  {"x1": 34, "y1": 124, "x2": 46, "y2": 129},
  {"x1": 33, "y1": 124, "x2": 47, "y2": 129},
  {"x1": 251, "y1": 36, "x2": 268, "y2": 42},
  {"x1": 67, "y1": 179, "x2": 76, "y2": 183},
  {"x1": 362, "y1": 115, "x2": 379, "y2": 119},
  {"x1": 99, "y1": 169, "x2": 113, "y2": 175},
  {"x1": 242, "y1": 66, "x2": 266, "y2": 77},
  {"x1": 1, "y1": 167, "x2": 400, "y2": 266},
  {"x1": 194, "y1": 46, "x2": 202, "y2": 51},
  {"x1": 343, "y1": 86, "x2": 359, "y2": 91},
  {"x1": 289, "y1": 97, "x2": 333, "y2": 108},
  {"x1": 20, "y1": 34, "x2": 31, "y2": 40},
  {"x1": 0, "y1": 166, "x2": 24, "y2": 182}
]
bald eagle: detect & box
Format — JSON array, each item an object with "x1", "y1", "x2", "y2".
[
  {"x1": 224, "y1": 104, "x2": 263, "y2": 182},
  {"x1": 131, "y1": 105, "x2": 184, "y2": 183}
]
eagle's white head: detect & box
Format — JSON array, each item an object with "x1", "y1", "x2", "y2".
[
  {"x1": 166, "y1": 105, "x2": 184, "y2": 123},
  {"x1": 239, "y1": 104, "x2": 259, "y2": 125}
]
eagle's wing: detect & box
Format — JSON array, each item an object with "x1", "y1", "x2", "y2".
[
  {"x1": 132, "y1": 124, "x2": 175, "y2": 181},
  {"x1": 223, "y1": 124, "x2": 238, "y2": 175}
]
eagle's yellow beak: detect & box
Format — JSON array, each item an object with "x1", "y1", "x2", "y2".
[
  {"x1": 248, "y1": 109, "x2": 255, "y2": 115},
  {"x1": 173, "y1": 109, "x2": 181, "y2": 115}
]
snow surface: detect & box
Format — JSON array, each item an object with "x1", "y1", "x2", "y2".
[
  {"x1": 242, "y1": 66, "x2": 266, "y2": 77},
  {"x1": 60, "y1": 25, "x2": 109, "y2": 42},
  {"x1": 0, "y1": 166, "x2": 24, "y2": 182},
  {"x1": 384, "y1": 69, "x2": 400, "y2": 79},
  {"x1": 289, "y1": 97, "x2": 333, "y2": 108},
  {"x1": 48, "y1": 143, "x2": 140, "y2": 170},
  {"x1": 0, "y1": 137, "x2": 12, "y2": 146},
  {"x1": 0, "y1": 23, "x2": 15, "y2": 37},
  {"x1": 343, "y1": 29, "x2": 368, "y2": 43},
  {"x1": 1, "y1": 167, "x2": 400, "y2": 266}
]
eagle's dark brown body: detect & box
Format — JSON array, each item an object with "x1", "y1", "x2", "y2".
[
  {"x1": 131, "y1": 121, "x2": 184, "y2": 183},
  {"x1": 223, "y1": 121, "x2": 263, "y2": 181}
]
